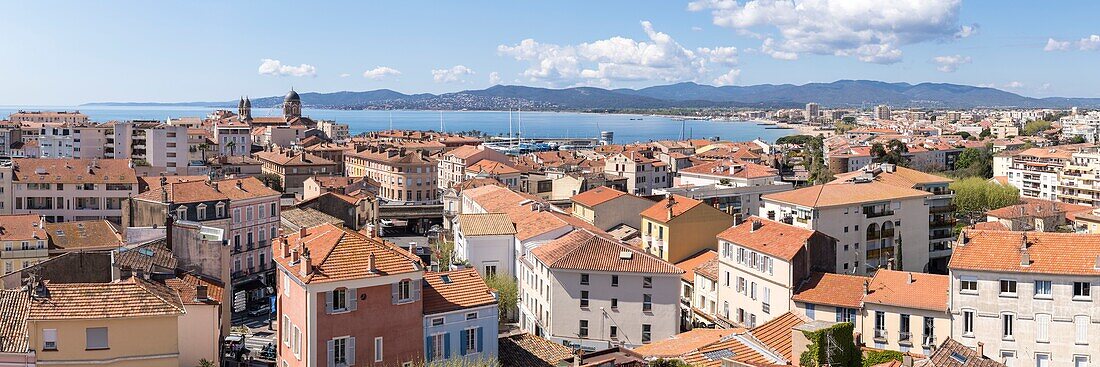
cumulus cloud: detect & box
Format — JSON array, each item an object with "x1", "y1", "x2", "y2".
[
  {"x1": 362, "y1": 66, "x2": 402, "y2": 80},
  {"x1": 954, "y1": 24, "x2": 979, "y2": 39},
  {"x1": 1004, "y1": 81, "x2": 1025, "y2": 89},
  {"x1": 258, "y1": 59, "x2": 317, "y2": 77},
  {"x1": 489, "y1": 72, "x2": 502, "y2": 85},
  {"x1": 933, "y1": 54, "x2": 971, "y2": 72},
  {"x1": 1044, "y1": 35, "x2": 1100, "y2": 51},
  {"x1": 1079, "y1": 35, "x2": 1100, "y2": 51},
  {"x1": 432, "y1": 65, "x2": 475, "y2": 83},
  {"x1": 497, "y1": 21, "x2": 738, "y2": 86},
  {"x1": 1044, "y1": 38, "x2": 1071, "y2": 51},
  {"x1": 688, "y1": 0, "x2": 968, "y2": 64},
  {"x1": 712, "y1": 69, "x2": 741, "y2": 86}
]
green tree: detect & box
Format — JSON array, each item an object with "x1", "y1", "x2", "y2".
[
  {"x1": 954, "y1": 146, "x2": 993, "y2": 178},
  {"x1": 650, "y1": 359, "x2": 693, "y2": 367},
  {"x1": 1070, "y1": 135, "x2": 1088, "y2": 144},
  {"x1": 957, "y1": 131, "x2": 972, "y2": 140},
  {"x1": 434, "y1": 240, "x2": 456, "y2": 268},
  {"x1": 979, "y1": 128, "x2": 992, "y2": 138},
  {"x1": 255, "y1": 173, "x2": 284, "y2": 192},
  {"x1": 834, "y1": 122, "x2": 858, "y2": 134},
  {"x1": 483, "y1": 275, "x2": 518, "y2": 322},
  {"x1": 776, "y1": 135, "x2": 815, "y2": 146},
  {"x1": 799, "y1": 323, "x2": 861, "y2": 367},
  {"x1": 842, "y1": 116, "x2": 856, "y2": 124},
  {"x1": 805, "y1": 135, "x2": 834, "y2": 184},
  {"x1": 870, "y1": 139, "x2": 909, "y2": 166},
  {"x1": 1022, "y1": 120, "x2": 1052, "y2": 136},
  {"x1": 950, "y1": 177, "x2": 1020, "y2": 219}
]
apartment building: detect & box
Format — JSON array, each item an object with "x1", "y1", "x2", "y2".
[
  {"x1": 346, "y1": 147, "x2": 438, "y2": 204},
  {"x1": 862, "y1": 269, "x2": 951, "y2": 355},
  {"x1": 218, "y1": 178, "x2": 281, "y2": 282},
  {"x1": 673, "y1": 250, "x2": 719, "y2": 327},
  {"x1": 275, "y1": 224, "x2": 426, "y2": 367},
  {"x1": 107, "y1": 121, "x2": 192, "y2": 174},
  {"x1": 762, "y1": 177, "x2": 932, "y2": 275},
  {"x1": 1055, "y1": 147, "x2": 1100, "y2": 207},
  {"x1": 949, "y1": 230, "x2": 1100, "y2": 367},
  {"x1": 0, "y1": 214, "x2": 47, "y2": 275},
  {"x1": 658, "y1": 159, "x2": 793, "y2": 219},
  {"x1": 7, "y1": 158, "x2": 137, "y2": 224},
  {"x1": 1002, "y1": 147, "x2": 1074, "y2": 200},
  {"x1": 214, "y1": 120, "x2": 251, "y2": 156},
  {"x1": 715, "y1": 217, "x2": 836, "y2": 328},
  {"x1": 465, "y1": 160, "x2": 521, "y2": 191},
  {"x1": 519, "y1": 229, "x2": 683, "y2": 349},
  {"x1": 437, "y1": 145, "x2": 511, "y2": 191},
  {"x1": 792, "y1": 272, "x2": 866, "y2": 329},
  {"x1": 316, "y1": 120, "x2": 350, "y2": 142},
  {"x1": 570, "y1": 186, "x2": 654, "y2": 232},
  {"x1": 254, "y1": 149, "x2": 337, "y2": 196},
  {"x1": 640, "y1": 194, "x2": 733, "y2": 264},
  {"x1": 1059, "y1": 112, "x2": 1100, "y2": 143},
  {"x1": 453, "y1": 213, "x2": 517, "y2": 278},
  {"x1": 34, "y1": 122, "x2": 110, "y2": 159},
  {"x1": 8, "y1": 111, "x2": 88, "y2": 125},
  {"x1": 604, "y1": 152, "x2": 670, "y2": 195},
  {"x1": 422, "y1": 269, "x2": 499, "y2": 363}
]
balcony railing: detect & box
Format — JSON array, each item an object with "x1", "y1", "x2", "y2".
[
  {"x1": 930, "y1": 218, "x2": 957, "y2": 227},
  {"x1": 865, "y1": 210, "x2": 895, "y2": 218},
  {"x1": 867, "y1": 247, "x2": 894, "y2": 260},
  {"x1": 874, "y1": 329, "x2": 888, "y2": 341},
  {"x1": 922, "y1": 335, "x2": 936, "y2": 347},
  {"x1": 929, "y1": 232, "x2": 954, "y2": 240},
  {"x1": 898, "y1": 331, "x2": 912, "y2": 343},
  {"x1": 929, "y1": 205, "x2": 956, "y2": 214}
]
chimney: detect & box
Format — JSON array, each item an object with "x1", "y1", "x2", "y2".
[
  {"x1": 907, "y1": 272, "x2": 914, "y2": 284},
  {"x1": 750, "y1": 219, "x2": 762, "y2": 232},
  {"x1": 368, "y1": 253, "x2": 377, "y2": 273},
  {"x1": 165, "y1": 214, "x2": 175, "y2": 251},
  {"x1": 1094, "y1": 255, "x2": 1100, "y2": 270},
  {"x1": 299, "y1": 227, "x2": 308, "y2": 239},
  {"x1": 665, "y1": 195, "x2": 677, "y2": 221},
  {"x1": 887, "y1": 258, "x2": 895, "y2": 270},
  {"x1": 1020, "y1": 250, "x2": 1031, "y2": 267},
  {"x1": 212, "y1": 181, "x2": 219, "y2": 191},
  {"x1": 863, "y1": 280, "x2": 870, "y2": 295},
  {"x1": 291, "y1": 248, "x2": 300, "y2": 263},
  {"x1": 280, "y1": 236, "x2": 291, "y2": 258},
  {"x1": 573, "y1": 349, "x2": 584, "y2": 367},
  {"x1": 300, "y1": 248, "x2": 313, "y2": 277},
  {"x1": 902, "y1": 355, "x2": 914, "y2": 367},
  {"x1": 195, "y1": 284, "x2": 209, "y2": 302},
  {"x1": 236, "y1": 180, "x2": 244, "y2": 190},
  {"x1": 976, "y1": 342, "x2": 985, "y2": 357}
]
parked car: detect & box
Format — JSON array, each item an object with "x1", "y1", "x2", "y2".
[{"x1": 247, "y1": 305, "x2": 271, "y2": 317}]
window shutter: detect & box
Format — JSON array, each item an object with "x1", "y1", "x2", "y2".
[
  {"x1": 327, "y1": 339, "x2": 335, "y2": 367},
  {"x1": 460, "y1": 330, "x2": 469, "y2": 356},
  {"x1": 413, "y1": 280, "x2": 422, "y2": 301},
  {"x1": 347, "y1": 337, "x2": 356, "y2": 365},
  {"x1": 476, "y1": 327, "x2": 483, "y2": 353},
  {"x1": 1076, "y1": 315, "x2": 1088, "y2": 344},
  {"x1": 1037, "y1": 314, "x2": 1050, "y2": 341},
  {"x1": 347, "y1": 288, "x2": 357, "y2": 312},
  {"x1": 444, "y1": 333, "x2": 452, "y2": 359},
  {"x1": 425, "y1": 336, "x2": 434, "y2": 362},
  {"x1": 325, "y1": 291, "x2": 333, "y2": 314},
  {"x1": 391, "y1": 283, "x2": 399, "y2": 304}
]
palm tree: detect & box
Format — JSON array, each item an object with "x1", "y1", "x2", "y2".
[
  {"x1": 197, "y1": 142, "x2": 210, "y2": 161},
  {"x1": 225, "y1": 141, "x2": 236, "y2": 155}
]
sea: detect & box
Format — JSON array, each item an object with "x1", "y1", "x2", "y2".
[{"x1": 0, "y1": 105, "x2": 794, "y2": 144}]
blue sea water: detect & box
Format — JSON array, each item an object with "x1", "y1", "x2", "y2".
[{"x1": 0, "y1": 106, "x2": 794, "y2": 144}]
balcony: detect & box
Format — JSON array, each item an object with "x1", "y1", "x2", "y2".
[
  {"x1": 922, "y1": 335, "x2": 936, "y2": 347},
  {"x1": 930, "y1": 218, "x2": 957, "y2": 227},
  {"x1": 929, "y1": 232, "x2": 954, "y2": 240},
  {"x1": 874, "y1": 329, "x2": 888, "y2": 342},
  {"x1": 929, "y1": 205, "x2": 956, "y2": 214},
  {"x1": 865, "y1": 210, "x2": 895, "y2": 218},
  {"x1": 1, "y1": 248, "x2": 48, "y2": 259},
  {"x1": 898, "y1": 331, "x2": 912, "y2": 344},
  {"x1": 867, "y1": 247, "x2": 894, "y2": 260}
]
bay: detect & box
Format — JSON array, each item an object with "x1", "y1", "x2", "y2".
[{"x1": 0, "y1": 106, "x2": 794, "y2": 144}]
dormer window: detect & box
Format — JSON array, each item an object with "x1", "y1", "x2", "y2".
[
  {"x1": 197, "y1": 204, "x2": 207, "y2": 221},
  {"x1": 175, "y1": 206, "x2": 186, "y2": 220}
]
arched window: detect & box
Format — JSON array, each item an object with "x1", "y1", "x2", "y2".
[
  {"x1": 866, "y1": 223, "x2": 879, "y2": 241},
  {"x1": 175, "y1": 206, "x2": 187, "y2": 220},
  {"x1": 196, "y1": 204, "x2": 207, "y2": 221},
  {"x1": 216, "y1": 202, "x2": 226, "y2": 218},
  {"x1": 881, "y1": 221, "x2": 894, "y2": 238}
]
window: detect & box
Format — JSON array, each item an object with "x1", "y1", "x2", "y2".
[
  {"x1": 1036, "y1": 354, "x2": 1050, "y2": 367},
  {"x1": 374, "y1": 337, "x2": 383, "y2": 362},
  {"x1": 330, "y1": 288, "x2": 350, "y2": 312},
  {"x1": 461, "y1": 328, "x2": 480, "y2": 355},
  {"x1": 429, "y1": 334, "x2": 445, "y2": 361},
  {"x1": 962, "y1": 310, "x2": 975, "y2": 336},
  {"x1": 762, "y1": 287, "x2": 771, "y2": 314},
  {"x1": 331, "y1": 337, "x2": 349, "y2": 366},
  {"x1": 1074, "y1": 282, "x2": 1092, "y2": 299},
  {"x1": 293, "y1": 326, "x2": 301, "y2": 358},
  {"x1": 485, "y1": 265, "x2": 497, "y2": 277},
  {"x1": 923, "y1": 317, "x2": 935, "y2": 346},
  {"x1": 579, "y1": 320, "x2": 589, "y2": 337},
  {"x1": 1001, "y1": 313, "x2": 1014, "y2": 339},
  {"x1": 899, "y1": 314, "x2": 911, "y2": 342},
  {"x1": 1000, "y1": 280, "x2": 1017, "y2": 296},
  {"x1": 396, "y1": 280, "x2": 413, "y2": 303},
  {"x1": 86, "y1": 327, "x2": 108, "y2": 350},
  {"x1": 466, "y1": 312, "x2": 478, "y2": 320},
  {"x1": 1036, "y1": 313, "x2": 1051, "y2": 342},
  {"x1": 580, "y1": 291, "x2": 589, "y2": 308},
  {"x1": 283, "y1": 316, "x2": 291, "y2": 345},
  {"x1": 611, "y1": 275, "x2": 619, "y2": 287},
  {"x1": 610, "y1": 326, "x2": 618, "y2": 339},
  {"x1": 806, "y1": 304, "x2": 816, "y2": 319},
  {"x1": 1074, "y1": 356, "x2": 1089, "y2": 367},
  {"x1": 643, "y1": 294, "x2": 652, "y2": 312},
  {"x1": 43, "y1": 329, "x2": 57, "y2": 350},
  {"x1": 1076, "y1": 315, "x2": 1089, "y2": 345},
  {"x1": 432, "y1": 317, "x2": 444, "y2": 326},
  {"x1": 580, "y1": 273, "x2": 589, "y2": 285},
  {"x1": 611, "y1": 298, "x2": 618, "y2": 309},
  {"x1": 643, "y1": 276, "x2": 652, "y2": 288},
  {"x1": 874, "y1": 311, "x2": 886, "y2": 337},
  {"x1": 960, "y1": 277, "x2": 978, "y2": 294},
  {"x1": 1034, "y1": 280, "x2": 1052, "y2": 298},
  {"x1": 642, "y1": 324, "x2": 652, "y2": 343}
]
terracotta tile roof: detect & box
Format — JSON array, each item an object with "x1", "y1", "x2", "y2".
[
  {"x1": 792, "y1": 272, "x2": 867, "y2": 309},
  {"x1": 216, "y1": 177, "x2": 281, "y2": 200},
  {"x1": 445, "y1": 145, "x2": 486, "y2": 159},
  {"x1": 134, "y1": 180, "x2": 228, "y2": 204},
  {"x1": 763, "y1": 181, "x2": 931, "y2": 208},
  {"x1": 971, "y1": 221, "x2": 1009, "y2": 231},
  {"x1": 280, "y1": 208, "x2": 344, "y2": 231},
  {"x1": 681, "y1": 333, "x2": 779, "y2": 367},
  {"x1": 274, "y1": 223, "x2": 422, "y2": 284},
  {"x1": 951, "y1": 230, "x2": 1100, "y2": 276},
  {"x1": 863, "y1": 269, "x2": 948, "y2": 312},
  {"x1": 462, "y1": 185, "x2": 578, "y2": 241},
  {"x1": 456, "y1": 213, "x2": 516, "y2": 236},
  {"x1": 450, "y1": 177, "x2": 505, "y2": 191},
  {"x1": 675, "y1": 249, "x2": 717, "y2": 283},
  {"x1": 115, "y1": 239, "x2": 178, "y2": 273},
  {"x1": 571, "y1": 186, "x2": 627, "y2": 207},
  {"x1": 165, "y1": 273, "x2": 224, "y2": 305},
  {"x1": 139, "y1": 175, "x2": 207, "y2": 191},
  {"x1": 718, "y1": 217, "x2": 820, "y2": 261},
  {"x1": 254, "y1": 149, "x2": 336, "y2": 166},
  {"x1": 750, "y1": 312, "x2": 806, "y2": 361},
  {"x1": 28, "y1": 278, "x2": 184, "y2": 320},
  {"x1": 640, "y1": 195, "x2": 705, "y2": 223},
  {"x1": 45, "y1": 220, "x2": 122, "y2": 252},
  {"x1": 926, "y1": 338, "x2": 1005, "y2": 367},
  {"x1": 695, "y1": 258, "x2": 719, "y2": 281},
  {"x1": 0, "y1": 214, "x2": 45, "y2": 242},
  {"x1": 422, "y1": 268, "x2": 497, "y2": 315},
  {"x1": 832, "y1": 166, "x2": 952, "y2": 188},
  {"x1": 466, "y1": 160, "x2": 520, "y2": 175},
  {"x1": 498, "y1": 333, "x2": 572, "y2": 367},
  {"x1": 530, "y1": 229, "x2": 683, "y2": 275},
  {"x1": 0, "y1": 290, "x2": 29, "y2": 354},
  {"x1": 347, "y1": 148, "x2": 436, "y2": 166},
  {"x1": 986, "y1": 198, "x2": 1092, "y2": 221},
  {"x1": 680, "y1": 159, "x2": 778, "y2": 179},
  {"x1": 633, "y1": 328, "x2": 740, "y2": 358},
  {"x1": 12, "y1": 158, "x2": 137, "y2": 184}
]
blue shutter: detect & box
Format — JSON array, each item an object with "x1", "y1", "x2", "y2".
[
  {"x1": 444, "y1": 333, "x2": 451, "y2": 359},
  {"x1": 476, "y1": 327, "x2": 483, "y2": 353},
  {"x1": 426, "y1": 336, "x2": 433, "y2": 362},
  {"x1": 460, "y1": 329, "x2": 468, "y2": 356}
]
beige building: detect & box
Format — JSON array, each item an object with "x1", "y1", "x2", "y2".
[
  {"x1": 8, "y1": 111, "x2": 88, "y2": 124},
  {"x1": 437, "y1": 145, "x2": 510, "y2": 191},
  {"x1": 7, "y1": 158, "x2": 138, "y2": 224},
  {"x1": 254, "y1": 149, "x2": 337, "y2": 196},
  {"x1": 604, "y1": 152, "x2": 670, "y2": 195},
  {"x1": 862, "y1": 269, "x2": 951, "y2": 354},
  {"x1": 570, "y1": 186, "x2": 653, "y2": 232},
  {"x1": 0, "y1": 214, "x2": 47, "y2": 275},
  {"x1": 345, "y1": 147, "x2": 438, "y2": 204},
  {"x1": 640, "y1": 194, "x2": 733, "y2": 264}
]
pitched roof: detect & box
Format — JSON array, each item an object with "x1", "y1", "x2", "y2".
[
  {"x1": 763, "y1": 181, "x2": 931, "y2": 208},
  {"x1": 680, "y1": 159, "x2": 779, "y2": 179},
  {"x1": 792, "y1": 272, "x2": 868, "y2": 309},
  {"x1": 280, "y1": 208, "x2": 345, "y2": 231},
  {"x1": 134, "y1": 180, "x2": 227, "y2": 204},
  {"x1": 165, "y1": 273, "x2": 224, "y2": 305},
  {"x1": 971, "y1": 221, "x2": 1009, "y2": 231},
  {"x1": 675, "y1": 249, "x2": 718, "y2": 283},
  {"x1": 28, "y1": 278, "x2": 184, "y2": 320},
  {"x1": 863, "y1": 269, "x2": 949, "y2": 312},
  {"x1": 750, "y1": 312, "x2": 806, "y2": 361},
  {"x1": 950, "y1": 230, "x2": 1100, "y2": 276},
  {"x1": 571, "y1": 186, "x2": 628, "y2": 207},
  {"x1": 640, "y1": 195, "x2": 706, "y2": 223},
  {"x1": 466, "y1": 159, "x2": 520, "y2": 175},
  {"x1": 498, "y1": 333, "x2": 572, "y2": 367},
  {"x1": 254, "y1": 149, "x2": 336, "y2": 166},
  {"x1": 633, "y1": 328, "x2": 740, "y2": 358},
  {"x1": 717, "y1": 217, "x2": 820, "y2": 261},
  {"x1": 0, "y1": 290, "x2": 29, "y2": 354},
  {"x1": 681, "y1": 333, "x2": 781, "y2": 367},
  {"x1": 0, "y1": 214, "x2": 44, "y2": 242},
  {"x1": 986, "y1": 198, "x2": 1092, "y2": 221},
  {"x1": 832, "y1": 165, "x2": 952, "y2": 187},
  {"x1": 422, "y1": 268, "x2": 497, "y2": 315},
  {"x1": 926, "y1": 338, "x2": 1005, "y2": 367},
  {"x1": 274, "y1": 223, "x2": 422, "y2": 284},
  {"x1": 530, "y1": 230, "x2": 683, "y2": 275},
  {"x1": 462, "y1": 185, "x2": 581, "y2": 241},
  {"x1": 456, "y1": 213, "x2": 516, "y2": 236},
  {"x1": 12, "y1": 158, "x2": 137, "y2": 184},
  {"x1": 45, "y1": 220, "x2": 122, "y2": 251},
  {"x1": 215, "y1": 177, "x2": 281, "y2": 200},
  {"x1": 115, "y1": 239, "x2": 178, "y2": 273}
]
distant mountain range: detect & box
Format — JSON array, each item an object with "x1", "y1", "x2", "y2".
[{"x1": 85, "y1": 80, "x2": 1100, "y2": 110}]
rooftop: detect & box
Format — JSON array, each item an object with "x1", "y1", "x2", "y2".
[
  {"x1": 0, "y1": 214, "x2": 45, "y2": 242},
  {"x1": 0, "y1": 290, "x2": 29, "y2": 354},
  {"x1": 674, "y1": 249, "x2": 718, "y2": 283},
  {"x1": 422, "y1": 268, "x2": 497, "y2": 315},
  {"x1": 571, "y1": 186, "x2": 628, "y2": 208},
  {"x1": 530, "y1": 229, "x2": 683, "y2": 275},
  {"x1": 792, "y1": 272, "x2": 868, "y2": 309},
  {"x1": 497, "y1": 333, "x2": 572, "y2": 367},
  {"x1": 456, "y1": 213, "x2": 516, "y2": 236},
  {"x1": 633, "y1": 327, "x2": 739, "y2": 358},
  {"x1": 12, "y1": 158, "x2": 137, "y2": 184},
  {"x1": 640, "y1": 194, "x2": 705, "y2": 223},
  {"x1": 763, "y1": 180, "x2": 931, "y2": 209},
  {"x1": 274, "y1": 223, "x2": 422, "y2": 284},
  {"x1": 28, "y1": 278, "x2": 184, "y2": 320},
  {"x1": 951, "y1": 230, "x2": 1100, "y2": 276},
  {"x1": 717, "y1": 217, "x2": 821, "y2": 261},
  {"x1": 863, "y1": 269, "x2": 949, "y2": 312},
  {"x1": 45, "y1": 220, "x2": 122, "y2": 252}
]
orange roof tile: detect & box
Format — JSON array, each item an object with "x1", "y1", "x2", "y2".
[
  {"x1": 831, "y1": 166, "x2": 952, "y2": 188},
  {"x1": 134, "y1": 180, "x2": 228, "y2": 204},
  {"x1": 0, "y1": 214, "x2": 45, "y2": 242},
  {"x1": 215, "y1": 177, "x2": 281, "y2": 200},
  {"x1": 571, "y1": 186, "x2": 628, "y2": 207},
  {"x1": 674, "y1": 250, "x2": 718, "y2": 283},
  {"x1": 750, "y1": 312, "x2": 806, "y2": 361},
  {"x1": 466, "y1": 159, "x2": 520, "y2": 175},
  {"x1": 0, "y1": 290, "x2": 29, "y2": 354},
  {"x1": 717, "y1": 217, "x2": 820, "y2": 261},
  {"x1": 456, "y1": 213, "x2": 516, "y2": 236},
  {"x1": 681, "y1": 333, "x2": 780, "y2": 367},
  {"x1": 28, "y1": 278, "x2": 184, "y2": 320},
  {"x1": 680, "y1": 159, "x2": 778, "y2": 179},
  {"x1": 12, "y1": 158, "x2": 137, "y2": 184},
  {"x1": 165, "y1": 273, "x2": 225, "y2": 305},
  {"x1": 863, "y1": 269, "x2": 948, "y2": 312},
  {"x1": 274, "y1": 223, "x2": 422, "y2": 284},
  {"x1": 530, "y1": 230, "x2": 683, "y2": 275},
  {"x1": 792, "y1": 272, "x2": 868, "y2": 309},
  {"x1": 951, "y1": 230, "x2": 1100, "y2": 276},
  {"x1": 971, "y1": 221, "x2": 1009, "y2": 231},
  {"x1": 640, "y1": 195, "x2": 705, "y2": 223},
  {"x1": 45, "y1": 220, "x2": 122, "y2": 252},
  {"x1": 986, "y1": 198, "x2": 1092, "y2": 221},
  {"x1": 763, "y1": 181, "x2": 930, "y2": 208},
  {"x1": 633, "y1": 328, "x2": 741, "y2": 358},
  {"x1": 422, "y1": 268, "x2": 497, "y2": 315}
]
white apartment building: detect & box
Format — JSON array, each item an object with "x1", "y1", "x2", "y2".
[
  {"x1": 950, "y1": 230, "x2": 1100, "y2": 367},
  {"x1": 8, "y1": 111, "x2": 88, "y2": 125},
  {"x1": 762, "y1": 177, "x2": 932, "y2": 275},
  {"x1": 5, "y1": 158, "x2": 137, "y2": 223},
  {"x1": 1060, "y1": 112, "x2": 1100, "y2": 143},
  {"x1": 657, "y1": 159, "x2": 793, "y2": 219},
  {"x1": 215, "y1": 120, "x2": 252, "y2": 156},
  {"x1": 715, "y1": 218, "x2": 836, "y2": 328},
  {"x1": 519, "y1": 229, "x2": 682, "y2": 350},
  {"x1": 104, "y1": 121, "x2": 191, "y2": 173},
  {"x1": 1002, "y1": 147, "x2": 1074, "y2": 200},
  {"x1": 316, "y1": 120, "x2": 350, "y2": 142},
  {"x1": 604, "y1": 152, "x2": 670, "y2": 196},
  {"x1": 1055, "y1": 148, "x2": 1100, "y2": 207},
  {"x1": 437, "y1": 145, "x2": 511, "y2": 192},
  {"x1": 452, "y1": 213, "x2": 517, "y2": 278}
]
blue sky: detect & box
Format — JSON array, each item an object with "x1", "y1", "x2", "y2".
[{"x1": 2, "y1": 0, "x2": 1098, "y2": 105}]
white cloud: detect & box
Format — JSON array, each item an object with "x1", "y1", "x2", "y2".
[
  {"x1": 691, "y1": 26, "x2": 704, "y2": 31},
  {"x1": 258, "y1": 59, "x2": 317, "y2": 77},
  {"x1": 933, "y1": 54, "x2": 971, "y2": 72},
  {"x1": 362, "y1": 66, "x2": 402, "y2": 80},
  {"x1": 688, "y1": 0, "x2": 967, "y2": 64},
  {"x1": 1079, "y1": 35, "x2": 1100, "y2": 51},
  {"x1": 339, "y1": 73, "x2": 351, "y2": 78},
  {"x1": 489, "y1": 72, "x2": 502, "y2": 85},
  {"x1": 1044, "y1": 38, "x2": 1071, "y2": 51},
  {"x1": 954, "y1": 24, "x2": 979, "y2": 39},
  {"x1": 1004, "y1": 81, "x2": 1025, "y2": 89},
  {"x1": 498, "y1": 21, "x2": 738, "y2": 86},
  {"x1": 432, "y1": 65, "x2": 475, "y2": 83},
  {"x1": 712, "y1": 69, "x2": 741, "y2": 86}
]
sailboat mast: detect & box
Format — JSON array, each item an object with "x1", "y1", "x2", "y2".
[
  {"x1": 439, "y1": 111, "x2": 445, "y2": 132},
  {"x1": 508, "y1": 109, "x2": 514, "y2": 148},
  {"x1": 389, "y1": 111, "x2": 393, "y2": 131}
]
